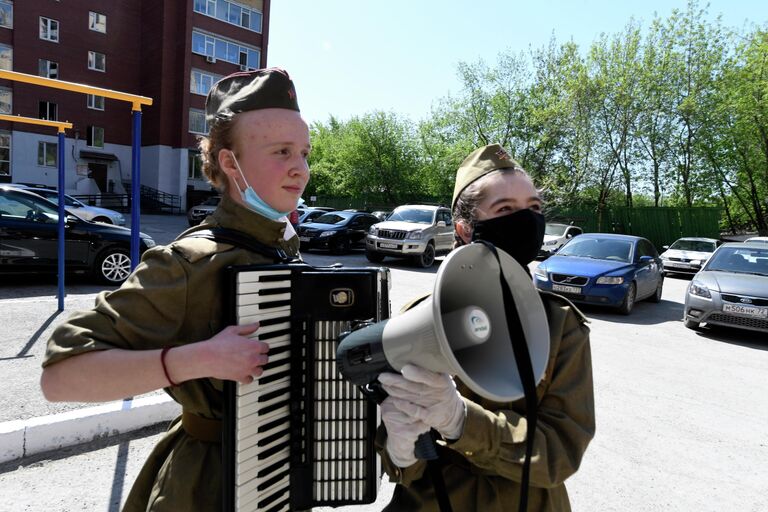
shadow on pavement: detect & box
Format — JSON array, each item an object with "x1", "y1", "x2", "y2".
[
  {"x1": 691, "y1": 325, "x2": 768, "y2": 351},
  {"x1": 0, "y1": 273, "x2": 115, "y2": 301},
  {"x1": 577, "y1": 298, "x2": 684, "y2": 326}
]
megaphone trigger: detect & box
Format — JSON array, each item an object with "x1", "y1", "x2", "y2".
[{"x1": 359, "y1": 380, "x2": 388, "y2": 404}]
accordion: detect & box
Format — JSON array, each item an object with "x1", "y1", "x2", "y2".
[{"x1": 222, "y1": 263, "x2": 390, "y2": 512}]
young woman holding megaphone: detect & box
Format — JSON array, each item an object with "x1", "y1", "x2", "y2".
[{"x1": 373, "y1": 144, "x2": 596, "y2": 512}]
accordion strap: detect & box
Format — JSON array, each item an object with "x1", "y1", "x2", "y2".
[{"x1": 180, "y1": 227, "x2": 292, "y2": 263}]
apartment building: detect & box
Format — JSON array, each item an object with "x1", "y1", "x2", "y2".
[{"x1": 0, "y1": 0, "x2": 270, "y2": 209}]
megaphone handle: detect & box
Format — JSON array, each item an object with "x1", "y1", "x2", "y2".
[{"x1": 414, "y1": 430, "x2": 439, "y2": 460}]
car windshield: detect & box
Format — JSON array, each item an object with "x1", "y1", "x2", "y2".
[
  {"x1": 32, "y1": 190, "x2": 82, "y2": 207},
  {"x1": 557, "y1": 238, "x2": 633, "y2": 262},
  {"x1": 387, "y1": 208, "x2": 434, "y2": 224},
  {"x1": 202, "y1": 197, "x2": 221, "y2": 206},
  {"x1": 669, "y1": 239, "x2": 716, "y2": 252},
  {"x1": 705, "y1": 247, "x2": 768, "y2": 275},
  {"x1": 314, "y1": 213, "x2": 351, "y2": 225},
  {"x1": 545, "y1": 224, "x2": 569, "y2": 236}
]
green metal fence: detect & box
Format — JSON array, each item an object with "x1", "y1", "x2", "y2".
[
  {"x1": 546, "y1": 206, "x2": 723, "y2": 250},
  {"x1": 307, "y1": 196, "x2": 722, "y2": 251}
]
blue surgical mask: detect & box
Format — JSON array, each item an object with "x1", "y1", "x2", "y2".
[{"x1": 230, "y1": 152, "x2": 294, "y2": 220}]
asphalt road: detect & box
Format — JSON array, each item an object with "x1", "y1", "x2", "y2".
[{"x1": 1, "y1": 215, "x2": 767, "y2": 511}]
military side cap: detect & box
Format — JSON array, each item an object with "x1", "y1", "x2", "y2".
[
  {"x1": 205, "y1": 67, "x2": 299, "y2": 123},
  {"x1": 451, "y1": 144, "x2": 521, "y2": 209}
]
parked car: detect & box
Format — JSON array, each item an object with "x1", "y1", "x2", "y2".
[
  {"x1": 539, "y1": 222, "x2": 583, "y2": 258},
  {"x1": 296, "y1": 211, "x2": 380, "y2": 254},
  {"x1": 8, "y1": 184, "x2": 126, "y2": 225},
  {"x1": 371, "y1": 210, "x2": 391, "y2": 221},
  {"x1": 533, "y1": 233, "x2": 664, "y2": 315},
  {"x1": 744, "y1": 236, "x2": 768, "y2": 245},
  {"x1": 365, "y1": 204, "x2": 454, "y2": 267},
  {"x1": 659, "y1": 237, "x2": 721, "y2": 276},
  {"x1": 0, "y1": 186, "x2": 156, "y2": 284},
  {"x1": 683, "y1": 242, "x2": 768, "y2": 333},
  {"x1": 187, "y1": 196, "x2": 221, "y2": 226},
  {"x1": 297, "y1": 207, "x2": 333, "y2": 224}
]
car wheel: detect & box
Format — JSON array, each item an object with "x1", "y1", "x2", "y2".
[
  {"x1": 414, "y1": 243, "x2": 436, "y2": 268},
  {"x1": 366, "y1": 250, "x2": 385, "y2": 263},
  {"x1": 330, "y1": 237, "x2": 350, "y2": 255},
  {"x1": 92, "y1": 216, "x2": 113, "y2": 224},
  {"x1": 649, "y1": 277, "x2": 664, "y2": 303},
  {"x1": 683, "y1": 318, "x2": 701, "y2": 330},
  {"x1": 94, "y1": 248, "x2": 132, "y2": 284},
  {"x1": 617, "y1": 282, "x2": 636, "y2": 315}
]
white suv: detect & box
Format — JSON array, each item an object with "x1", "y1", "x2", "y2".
[{"x1": 365, "y1": 204, "x2": 454, "y2": 267}]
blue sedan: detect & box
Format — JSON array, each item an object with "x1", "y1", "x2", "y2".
[{"x1": 533, "y1": 233, "x2": 664, "y2": 314}]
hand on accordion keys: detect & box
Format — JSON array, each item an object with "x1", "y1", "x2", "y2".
[
  {"x1": 379, "y1": 364, "x2": 467, "y2": 442},
  {"x1": 202, "y1": 322, "x2": 270, "y2": 384}
]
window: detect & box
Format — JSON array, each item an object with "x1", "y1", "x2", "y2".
[
  {"x1": 0, "y1": 87, "x2": 10, "y2": 114},
  {"x1": 87, "y1": 94, "x2": 104, "y2": 110},
  {"x1": 38, "y1": 141, "x2": 57, "y2": 167},
  {"x1": 188, "y1": 109, "x2": 208, "y2": 135},
  {"x1": 38, "y1": 101, "x2": 58, "y2": 121},
  {"x1": 40, "y1": 17, "x2": 59, "y2": 42},
  {"x1": 88, "y1": 51, "x2": 106, "y2": 72},
  {"x1": 190, "y1": 69, "x2": 221, "y2": 96},
  {"x1": 86, "y1": 126, "x2": 104, "y2": 148},
  {"x1": 88, "y1": 11, "x2": 106, "y2": 33},
  {"x1": 188, "y1": 150, "x2": 203, "y2": 180},
  {"x1": 0, "y1": 1, "x2": 12, "y2": 29},
  {"x1": 38, "y1": 59, "x2": 58, "y2": 79},
  {"x1": 0, "y1": 131, "x2": 10, "y2": 177},
  {"x1": 193, "y1": 0, "x2": 262, "y2": 33},
  {"x1": 191, "y1": 30, "x2": 260, "y2": 68},
  {"x1": 0, "y1": 44, "x2": 10, "y2": 70}
]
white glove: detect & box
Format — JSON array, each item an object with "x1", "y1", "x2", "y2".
[
  {"x1": 380, "y1": 397, "x2": 430, "y2": 468},
  {"x1": 378, "y1": 364, "x2": 467, "y2": 440}
]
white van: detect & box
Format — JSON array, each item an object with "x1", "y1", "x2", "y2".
[{"x1": 539, "y1": 223, "x2": 583, "y2": 258}]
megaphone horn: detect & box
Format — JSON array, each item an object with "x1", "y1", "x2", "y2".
[{"x1": 337, "y1": 243, "x2": 550, "y2": 403}]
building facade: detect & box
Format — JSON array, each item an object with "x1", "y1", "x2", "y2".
[{"x1": 0, "y1": 0, "x2": 270, "y2": 209}]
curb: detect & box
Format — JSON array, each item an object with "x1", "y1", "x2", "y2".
[{"x1": 0, "y1": 395, "x2": 181, "y2": 464}]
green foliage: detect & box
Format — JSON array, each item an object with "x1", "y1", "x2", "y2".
[{"x1": 306, "y1": 2, "x2": 768, "y2": 233}]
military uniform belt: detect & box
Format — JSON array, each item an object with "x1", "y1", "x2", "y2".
[{"x1": 181, "y1": 411, "x2": 222, "y2": 443}]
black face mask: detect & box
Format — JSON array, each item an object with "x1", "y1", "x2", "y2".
[{"x1": 471, "y1": 209, "x2": 546, "y2": 267}]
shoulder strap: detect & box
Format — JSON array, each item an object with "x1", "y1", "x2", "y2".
[{"x1": 180, "y1": 227, "x2": 293, "y2": 263}]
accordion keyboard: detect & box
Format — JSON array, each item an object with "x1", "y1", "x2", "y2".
[{"x1": 228, "y1": 267, "x2": 382, "y2": 512}]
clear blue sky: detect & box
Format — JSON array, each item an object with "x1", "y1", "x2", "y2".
[{"x1": 267, "y1": 0, "x2": 767, "y2": 126}]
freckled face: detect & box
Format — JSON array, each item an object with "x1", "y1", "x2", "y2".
[{"x1": 221, "y1": 108, "x2": 311, "y2": 213}]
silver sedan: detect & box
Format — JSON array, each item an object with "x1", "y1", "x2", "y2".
[{"x1": 683, "y1": 242, "x2": 768, "y2": 333}]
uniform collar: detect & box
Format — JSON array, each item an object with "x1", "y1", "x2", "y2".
[{"x1": 204, "y1": 194, "x2": 299, "y2": 255}]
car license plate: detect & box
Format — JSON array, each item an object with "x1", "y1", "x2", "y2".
[
  {"x1": 379, "y1": 243, "x2": 397, "y2": 249},
  {"x1": 723, "y1": 303, "x2": 768, "y2": 318},
  {"x1": 299, "y1": 236, "x2": 310, "y2": 242},
  {"x1": 552, "y1": 284, "x2": 581, "y2": 295}
]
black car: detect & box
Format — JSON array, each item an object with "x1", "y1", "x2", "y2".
[
  {"x1": 0, "y1": 186, "x2": 156, "y2": 284},
  {"x1": 296, "y1": 211, "x2": 380, "y2": 254}
]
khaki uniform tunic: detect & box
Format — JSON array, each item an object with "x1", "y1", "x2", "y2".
[
  {"x1": 43, "y1": 196, "x2": 300, "y2": 512},
  {"x1": 375, "y1": 291, "x2": 595, "y2": 512}
]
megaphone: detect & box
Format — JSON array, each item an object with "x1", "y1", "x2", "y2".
[{"x1": 337, "y1": 242, "x2": 550, "y2": 403}]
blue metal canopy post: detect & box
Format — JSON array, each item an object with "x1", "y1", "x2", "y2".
[
  {"x1": 130, "y1": 109, "x2": 142, "y2": 270},
  {"x1": 57, "y1": 131, "x2": 66, "y2": 311}
]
